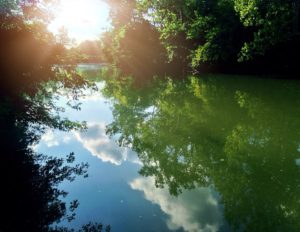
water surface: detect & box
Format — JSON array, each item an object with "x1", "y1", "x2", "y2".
[{"x1": 37, "y1": 68, "x2": 300, "y2": 231}]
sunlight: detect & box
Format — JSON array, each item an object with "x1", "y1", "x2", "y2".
[{"x1": 48, "y1": 0, "x2": 111, "y2": 43}]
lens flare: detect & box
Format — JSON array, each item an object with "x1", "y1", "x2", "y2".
[{"x1": 48, "y1": 0, "x2": 110, "y2": 42}]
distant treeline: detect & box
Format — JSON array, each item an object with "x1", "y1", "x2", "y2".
[{"x1": 64, "y1": 40, "x2": 105, "y2": 64}]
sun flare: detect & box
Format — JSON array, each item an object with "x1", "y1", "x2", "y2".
[{"x1": 48, "y1": 0, "x2": 110, "y2": 43}]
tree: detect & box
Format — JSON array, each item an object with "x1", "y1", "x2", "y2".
[
  {"x1": 102, "y1": 0, "x2": 169, "y2": 80},
  {"x1": 234, "y1": 0, "x2": 297, "y2": 61},
  {"x1": 104, "y1": 0, "x2": 300, "y2": 75}
]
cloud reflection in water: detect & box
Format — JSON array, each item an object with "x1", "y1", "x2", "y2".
[
  {"x1": 74, "y1": 123, "x2": 139, "y2": 165},
  {"x1": 130, "y1": 177, "x2": 225, "y2": 232}
]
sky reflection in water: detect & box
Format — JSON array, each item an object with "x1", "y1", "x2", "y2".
[
  {"x1": 36, "y1": 79, "x2": 225, "y2": 232},
  {"x1": 36, "y1": 67, "x2": 300, "y2": 231}
]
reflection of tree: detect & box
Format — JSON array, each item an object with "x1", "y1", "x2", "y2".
[
  {"x1": 104, "y1": 75, "x2": 300, "y2": 230},
  {"x1": 217, "y1": 87, "x2": 300, "y2": 231},
  {"x1": 0, "y1": 112, "x2": 89, "y2": 231},
  {"x1": 0, "y1": 71, "x2": 110, "y2": 231}
]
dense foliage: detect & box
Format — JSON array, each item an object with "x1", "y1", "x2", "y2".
[{"x1": 103, "y1": 0, "x2": 300, "y2": 76}]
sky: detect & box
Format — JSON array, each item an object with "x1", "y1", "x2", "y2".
[{"x1": 48, "y1": 0, "x2": 111, "y2": 43}]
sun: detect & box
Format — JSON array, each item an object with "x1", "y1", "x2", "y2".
[{"x1": 48, "y1": 0, "x2": 111, "y2": 43}]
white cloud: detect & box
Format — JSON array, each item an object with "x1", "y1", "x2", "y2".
[
  {"x1": 41, "y1": 130, "x2": 60, "y2": 147},
  {"x1": 62, "y1": 135, "x2": 72, "y2": 143},
  {"x1": 74, "y1": 123, "x2": 139, "y2": 165},
  {"x1": 34, "y1": 129, "x2": 75, "y2": 151},
  {"x1": 130, "y1": 177, "x2": 225, "y2": 232}
]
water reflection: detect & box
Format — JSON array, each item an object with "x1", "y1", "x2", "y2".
[
  {"x1": 0, "y1": 100, "x2": 90, "y2": 232},
  {"x1": 74, "y1": 123, "x2": 138, "y2": 165},
  {"x1": 131, "y1": 177, "x2": 227, "y2": 232},
  {"x1": 37, "y1": 77, "x2": 172, "y2": 231},
  {"x1": 36, "y1": 70, "x2": 300, "y2": 231},
  {"x1": 103, "y1": 75, "x2": 300, "y2": 231}
]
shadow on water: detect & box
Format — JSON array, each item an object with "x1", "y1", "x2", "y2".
[
  {"x1": 0, "y1": 86, "x2": 111, "y2": 232},
  {"x1": 102, "y1": 74, "x2": 300, "y2": 231},
  {"x1": 0, "y1": 123, "x2": 82, "y2": 231}
]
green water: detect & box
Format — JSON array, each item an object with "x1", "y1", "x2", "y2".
[{"x1": 102, "y1": 74, "x2": 300, "y2": 231}]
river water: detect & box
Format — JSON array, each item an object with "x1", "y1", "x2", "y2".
[{"x1": 36, "y1": 65, "x2": 300, "y2": 231}]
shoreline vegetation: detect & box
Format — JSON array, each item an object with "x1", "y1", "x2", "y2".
[{"x1": 100, "y1": 0, "x2": 300, "y2": 80}]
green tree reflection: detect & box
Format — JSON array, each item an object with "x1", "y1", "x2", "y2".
[{"x1": 103, "y1": 75, "x2": 300, "y2": 230}]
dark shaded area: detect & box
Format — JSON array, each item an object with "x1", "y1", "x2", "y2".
[
  {"x1": 200, "y1": 34, "x2": 300, "y2": 76},
  {"x1": 0, "y1": 118, "x2": 88, "y2": 232}
]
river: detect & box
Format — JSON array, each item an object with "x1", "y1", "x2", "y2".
[{"x1": 36, "y1": 65, "x2": 300, "y2": 231}]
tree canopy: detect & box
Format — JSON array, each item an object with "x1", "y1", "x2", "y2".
[{"x1": 103, "y1": 0, "x2": 300, "y2": 76}]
